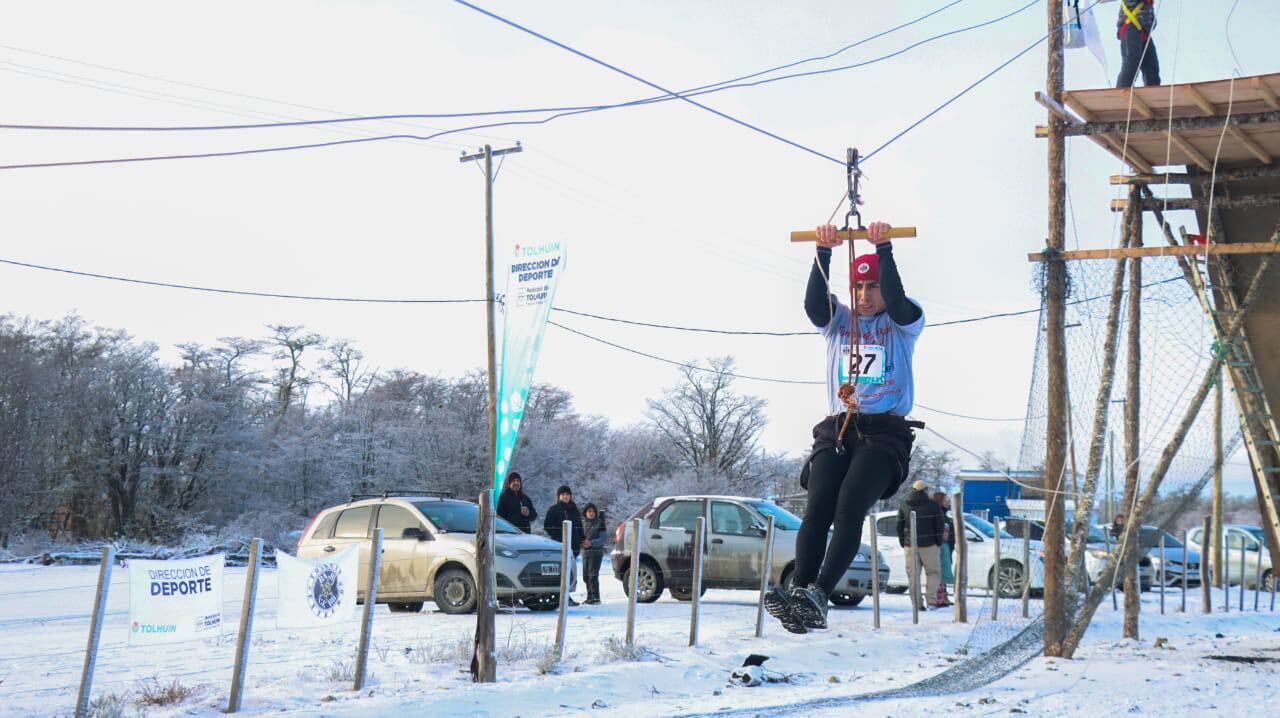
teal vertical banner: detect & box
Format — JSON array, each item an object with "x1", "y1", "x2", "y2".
[{"x1": 493, "y1": 240, "x2": 566, "y2": 497}]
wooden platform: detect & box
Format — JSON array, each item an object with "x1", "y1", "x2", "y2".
[{"x1": 1039, "y1": 73, "x2": 1280, "y2": 173}]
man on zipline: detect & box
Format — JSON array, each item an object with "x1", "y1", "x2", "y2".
[{"x1": 766, "y1": 221, "x2": 924, "y2": 634}]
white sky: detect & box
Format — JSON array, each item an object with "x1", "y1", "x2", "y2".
[{"x1": 0, "y1": 0, "x2": 1272, "y2": 495}]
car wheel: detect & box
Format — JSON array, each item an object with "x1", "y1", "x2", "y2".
[
  {"x1": 884, "y1": 585, "x2": 908, "y2": 595},
  {"x1": 433, "y1": 567, "x2": 478, "y2": 615},
  {"x1": 1263, "y1": 569, "x2": 1274, "y2": 593},
  {"x1": 991, "y1": 559, "x2": 1026, "y2": 598},
  {"x1": 388, "y1": 601, "x2": 424, "y2": 613},
  {"x1": 830, "y1": 592, "x2": 865, "y2": 607},
  {"x1": 670, "y1": 584, "x2": 707, "y2": 601},
  {"x1": 521, "y1": 594, "x2": 559, "y2": 612},
  {"x1": 621, "y1": 559, "x2": 664, "y2": 603}
]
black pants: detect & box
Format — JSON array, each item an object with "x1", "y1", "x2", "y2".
[
  {"x1": 582, "y1": 551, "x2": 603, "y2": 600},
  {"x1": 794, "y1": 441, "x2": 900, "y2": 595},
  {"x1": 1117, "y1": 31, "x2": 1159, "y2": 88}
]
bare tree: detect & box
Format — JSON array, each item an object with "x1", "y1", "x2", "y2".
[
  {"x1": 645, "y1": 357, "x2": 767, "y2": 477},
  {"x1": 267, "y1": 325, "x2": 322, "y2": 422},
  {"x1": 320, "y1": 338, "x2": 373, "y2": 404}
]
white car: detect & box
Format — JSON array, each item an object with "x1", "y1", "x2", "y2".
[
  {"x1": 872, "y1": 511, "x2": 1046, "y2": 598},
  {"x1": 1186, "y1": 523, "x2": 1273, "y2": 589}
]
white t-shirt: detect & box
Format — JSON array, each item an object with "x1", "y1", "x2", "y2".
[{"x1": 820, "y1": 295, "x2": 925, "y2": 416}]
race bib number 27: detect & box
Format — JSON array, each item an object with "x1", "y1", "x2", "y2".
[{"x1": 840, "y1": 344, "x2": 886, "y2": 385}]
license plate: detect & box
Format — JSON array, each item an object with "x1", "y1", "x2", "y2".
[{"x1": 540, "y1": 562, "x2": 560, "y2": 576}]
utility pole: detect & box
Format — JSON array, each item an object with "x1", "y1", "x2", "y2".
[
  {"x1": 459, "y1": 141, "x2": 522, "y2": 684},
  {"x1": 1042, "y1": 0, "x2": 1068, "y2": 658}
]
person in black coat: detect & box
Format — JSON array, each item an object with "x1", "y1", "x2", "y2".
[
  {"x1": 895, "y1": 481, "x2": 947, "y2": 610},
  {"x1": 544, "y1": 485, "x2": 585, "y2": 605},
  {"x1": 497, "y1": 472, "x2": 537, "y2": 533},
  {"x1": 580, "y1": 503, "x2": 607, "y2": 605}
]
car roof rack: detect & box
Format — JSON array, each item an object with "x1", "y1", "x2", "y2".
[{"x1": 349, "y1": 489, "x2": 455, "y2": 502}]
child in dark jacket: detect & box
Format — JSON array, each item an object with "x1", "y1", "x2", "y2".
[{"x1": 581, "y1": 503, "x2": 607, "y2": 605}]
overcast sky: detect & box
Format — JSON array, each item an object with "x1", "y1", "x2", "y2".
[{"x1": 1, "y1": 0, "x2": 1271, "y2": 495}]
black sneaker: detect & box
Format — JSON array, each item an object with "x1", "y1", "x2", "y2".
[
  {"x1": 567, "y1": 597, "x2": 580, "y2": 607},
  {"x1": 791, "y1": 585, "x2": 828, "y2": 630},
  {"x1": 763, "y1": 586, "x2": 808, "y2": 634}
]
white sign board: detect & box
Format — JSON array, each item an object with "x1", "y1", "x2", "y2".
[
  {"x1": 128, "y1": 555, "x2": 224, "y2": 645},
  {"x1": 276, "y1": 546, "x2": 360, "y2": 629}
]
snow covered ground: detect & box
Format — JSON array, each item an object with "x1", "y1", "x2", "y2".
[{"x1": 1, "y1": 559, "x2": 1276, "y2": 717}]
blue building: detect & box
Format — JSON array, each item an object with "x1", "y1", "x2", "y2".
[{"x1": 958, "y1": 469, "x2": 1041, "y2": 520}]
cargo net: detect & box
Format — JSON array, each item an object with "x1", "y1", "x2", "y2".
[
  {"x1": 1019, "y1": 252, "x2": 1241, "y2": 519},
  {"x1": 957, "y1": 533, "x2": 1046, "y2": 656}
]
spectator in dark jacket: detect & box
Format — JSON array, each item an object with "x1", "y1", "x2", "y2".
[
  {"x1": 581, "y1": 503, "x2": 607, "y2": 605},
  {"x1": 496, "y1": 472, "x2": 537, "y2": 533},
  {"x1": 896, "y1": 481, "x2": 946, "y2": 610},
  {"x1": 545, "y1": 485, "x2": 585, "y2": 605},
  {"x1": 932, "y1": 491, "x2": 955, "y2": 607}
]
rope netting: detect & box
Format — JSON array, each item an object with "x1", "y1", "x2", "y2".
[{"x1": 1018, "y1": 253, "x2": 1242, "y2": 517}]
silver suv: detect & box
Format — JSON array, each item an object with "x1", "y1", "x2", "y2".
[
  {"x1": 610, "y1": 495, "x2": 888, "y2": 607},
  {"x1": 297, "y1": 494, "x2": 564, "y2": 614}
]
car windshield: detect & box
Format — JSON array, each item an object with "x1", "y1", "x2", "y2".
[
  {"x1": 1067, "y1": 521, "x2": 1108, "y2": 544},
  {"x1": 747, "y1": 501, "x2": 802, "y2": 531},
  {"x1": 1243, "y1": 527, "x2": 1268, "y2": 547},
  {"x1": 1138, "y1": 526, "x2": 1185, "y2": 548},
  {"x1": 966, "y1": 515, "x2": 1015, "y2": 539},
  {"x1": 413, "y1": 502, "x2": 520, "y2": 534}
]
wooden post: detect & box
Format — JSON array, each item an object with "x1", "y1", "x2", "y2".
[
  {"x1": 908, "y1": 511, "x2": 920, "y2": 624},
  {"x1": 992, "y1": 517, "x2": 1002, "y2": 621},
  {"x1": 1213, "y1": 371, "x2": 1224, "y2": 588},
  {"x1": 1022, "y1": 533, "x2": 1031, "y2": 619},
  {"x1": 1180, "y1": 529, "x2": 1188, "y2": 613},
  {"x1": 1122, "y1": 182, "x2": 1143, "y2": 641},
  {"x1": 1041, "y1": 0, "x2": 1069, "y2": 659},
  {"x1": 868, "y1": 514, "x2": 882, "y2": 629},
  {"x1": 74, "y1": 546, "x2": 114, "y2": 718},
  {"x1": 459, "y1": 142, "x2": 521, "y2": 685},
  {"x1": 689, "y1": 516, "x2": 704, "y2": 647},
  {"x1": 354, "y1": 528, "x2": 382, "y2": 691},
  {"x1": 625, "y1": 518, "x2": 642, "y2": 647},
  {"x1": 1106, "y1": 528, "x2": 1118, "y2": 611},
  {"x1": 1225, "y1": 533, "x2": 1231, "y2": 613},
  {"x1": 1255, "y1": 544, "x2": 1263, "y2": 611},
  {"x1": 1201, "y1": 516, "x2": 1212, "y2": 613},
  {"x1": 554, "y1": 520, "x2": 571, "y2": 661},
  {"x1": 1239, "y1": 540, "x2": 1247, "y2": 611},
  {"x1": 1159, "y1": 541, "x2": 1166, "y2": 615},
  {"x1": 951, "y1": 493, "x2": 967, "y2": 623},
  {"x1": 228, "y1": 538, "x2": 263, "y2": 713},
  {"x1": 755, "y1": 516, "x2": 776, "y2": 637}
]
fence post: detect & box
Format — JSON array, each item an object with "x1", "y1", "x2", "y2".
[
  {"x1": 473, "y1": 491, "x2": 497, "y2": 682},
  {"x1": 909, "y1": 510, "x2": 919, "y2": 625},
  {"x1": 950, "y1": 494, "x2": 966, "y2": 623},
  {"x1": 626, "y1": 518, "x2": 642, "y2": 647},
  {"x1": 353, "y1": 528, "x2": 382, "y2": 691},
  {"x1": 1106, "y1": 528, "x2": 1118, "y2": 611},
  {"x1": 1021, "y1": 532, "x2": 1030, "y2": 619},
  {"x1": 1271, "y1": 563, "x2": 1276, "y2": 612},
  {"x1": 1238, "y1": 540, "x2": 1246, "y2": 612},
  {"x1": 227, "y1": 538, "x2": 263, "y2": 713},
  {"x1": 1201, "y1": 517, "x2": 1211, "y2": 613},
  {"x1": 992, "y1": 517, "x2": 1002, "y2": 620},
  {"x1": 1159, "y1": 541, "x2": 1166, "y2": 615},
  {"x1": 689, "y1": 516, "x2": 705, "y2": 647},
  {"x1": 867, "y1": 514, "x2": 882, "y2": 629},
  {"x1": 755, "y1": 516, "x2": 776, "y2": 638},
  {"x1": 1180, "y1": 529, "x2": 1188, "y2": 613},
  {"x1": 74, "y1": 546, "x2": 114, "y2": 718},
  {"x1": 555, "y1": 520, "x2": 571, "y2": 661},
  {"x1": 1255, "y1": 545, "x2": 1263, "y2": 611}
]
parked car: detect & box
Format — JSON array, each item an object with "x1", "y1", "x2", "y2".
[
  {"x1": 610, "y1": 495, "x2": 888, "y2": 607},
  {"x1": 1001, "y1": 517, "x2": 1156, "y2": 590},
  {"x1": 1137, "y1": 526, "x2": 1201, "y2": 587},
  {"x1": 873, "y1": 511, "x2": 1046, "y2": 598},
  {"x1": 297, "y1": 494, "x2": 564, "y2": 614},
  {"x1": 1186, "y1": 523, "x2": 1274, "y2": 589}
]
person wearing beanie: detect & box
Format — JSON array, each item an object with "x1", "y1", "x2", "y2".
[
  {"x1": 767, "y1": 221, "x2": 924, "y2": 635},
  {"x1": 544, "y1": 485, "x2": 585, "y2": 606},
  {"x1": 496, "y1": 471, "x2": 537, "y2": 533},
  {"x1": 896, "y1": 481, "x2": 947, "y2": 611},
  {"x1": 580, "y1": 503, "x2": 607, "y2": 605}
]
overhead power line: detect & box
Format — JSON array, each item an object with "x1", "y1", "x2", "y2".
[{"x1": 0, "y1": 1, "x2": 965, "y2": 131}]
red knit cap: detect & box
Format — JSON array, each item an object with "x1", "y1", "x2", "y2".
[{"x1": 851, "y1": 253, "x2": 879, "y2": 284}]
